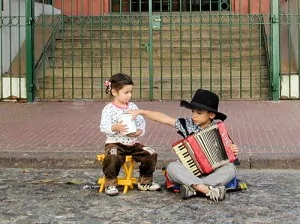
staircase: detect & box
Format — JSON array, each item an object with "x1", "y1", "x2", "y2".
[{"x1": 36, "y1": 13, "x2": 270, "y2": 100}]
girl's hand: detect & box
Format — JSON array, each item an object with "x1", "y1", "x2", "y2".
[
  {"x1": 126, "y1": 129, "x2": 142, "y2": 137},
  {"x1": 231, "y1": 144, "x2": 239, "y2": 156},
  {"x1": 112, "y1": 122, "x2": 128, "y2": 133}
]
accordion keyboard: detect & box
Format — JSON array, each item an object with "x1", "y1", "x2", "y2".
[{"x1": 173, "y1": 142, "x2": 202, "y2": 177}]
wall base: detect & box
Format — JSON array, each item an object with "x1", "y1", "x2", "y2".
[
  {"x1": 1, "y1": 77, "x2": 27, "y2": 99},
  {"x1": 281, "y1": 74, "x2": 299, "y2": 99}
]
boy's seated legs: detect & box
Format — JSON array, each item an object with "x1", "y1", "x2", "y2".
[
  {"x1": 201, "y1": 163, "x2": 236, "y2": 186},
  {"x1": 166, "y1": 161, "x2": 235, "y2": 202}
]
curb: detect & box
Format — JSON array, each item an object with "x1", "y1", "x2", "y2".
[{"x1": 1, "y1": 151, "x2": 300, "y2": 170}]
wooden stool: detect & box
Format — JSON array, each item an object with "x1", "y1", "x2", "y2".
[{"x1": 97, "y1": 154, "x2": 137, "y2": 194}]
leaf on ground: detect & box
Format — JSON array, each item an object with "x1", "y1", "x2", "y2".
[
  {"x1": 28, "y1": 179, "x2": 56, "y2": 184},
  {"x1": 66, "y1": 179, "x2": 83, "y2": 185}
]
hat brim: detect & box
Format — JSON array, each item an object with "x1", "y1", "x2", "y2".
[{"x1": 180, "y1": 100, "x2": 227, "y2": 121}]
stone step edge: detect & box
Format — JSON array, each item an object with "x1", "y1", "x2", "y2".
[{"x1": 0, "y1": 151, "x2": 299, "y2": 170}]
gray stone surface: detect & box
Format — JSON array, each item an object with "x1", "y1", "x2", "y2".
[
  {"x1": 2, "y1": 151, "x2": 300, "y2": 170},
  {"x1": 1, "y1": 168, "x2": 300, "y2": 224}
]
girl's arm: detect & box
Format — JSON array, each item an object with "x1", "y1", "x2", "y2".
[
  {"x1": 100, "y1": 106, "x2": 115, "y2": 134},
  {"x1": 100, "y1": 106, "x2": 126, "y2": 134}
]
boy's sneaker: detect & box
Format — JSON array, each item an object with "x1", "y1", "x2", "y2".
[
  {"x1": 138, "y1": 182, "x2": 161, "y2": 191},
  {"x1": 180, "y1": 185, "x2": 197, "y2": 199},
  {"x1": 205, "y1": 186, "x2": 226, "y2": 202},
  {"x1": 105, "y1": 186, "x2": 119, "y2": 196}
]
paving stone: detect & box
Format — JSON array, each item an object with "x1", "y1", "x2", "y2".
[{"x1": 0, "y1": 168, "x2": 300, "y2": 224}]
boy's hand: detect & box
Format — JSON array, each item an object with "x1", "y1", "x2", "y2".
[
  {"x1": 126, "y1": 110, "x2": 140, "y2": 119},
  {"x1": 231, "y1": 144, "x2": 239, "y2": 156},
  {"x1": 127, "y1": 129, "x2": 143, "y2": 137}
]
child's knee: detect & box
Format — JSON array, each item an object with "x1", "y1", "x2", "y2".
[
  {"x1": 142, "y1": 146, "x2": 156, "y2": 155},
  {"x1": 103, "y1": 154, "x2": 123, "y2": 165},
  {"x1": 166, "y1": 161, "x2": 181, "y2": 174},
  {"x1": 224, "y1": 163, "x2": 237, "y2": 180},
  {"x1": 105, "y1": 146, "x2": 118, "y2": 155}
]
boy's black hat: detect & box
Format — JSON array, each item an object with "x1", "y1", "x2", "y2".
[{"x1": 180, "y1": 89, "x2": 227, "y2": 121}]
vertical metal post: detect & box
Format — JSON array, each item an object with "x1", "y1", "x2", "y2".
[
  {"x1": 298, "y1": 0, "x2": 300, "y2": 97},
  {"x1": 149, "y1": 0, "x2": 153, "y2": 100},
  {"x1": 0, "y1": 0, "x2": 2, "y2": 100},
  {"x1": 271, "y1": 0, "x2": 280, "y2": 100},
  {"x1": 26, "y1": 0, "x2": 35, "y2": 102}
]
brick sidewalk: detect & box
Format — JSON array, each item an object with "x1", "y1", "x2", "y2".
[{"x1": 1, "y1": 100, "x2": 300, "y2": 168}]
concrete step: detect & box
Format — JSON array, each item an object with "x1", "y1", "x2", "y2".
[
  {"x1": 57, "y1": 27, "x2": 262, "y2": 40},
  {"x1": 50, "y1": 56, "x2": 267, "y2": 67},
  {"x1": 52, "y1": 47, "x2": 265, "y2": 58},
  {"x1": 57, "y1": 24, "x2": 261, "y2": 38},
  {"x1": 42, "y1": 67, "x2": 269, "y2": 78},
  {"x1": 140, "y1": 88, "x2": 271, "y2": 100},
  {"x1": 36, "y1": 88, "x2": 110, "y2": 100},
  {"x1": 62, "y1": 13, "x2": 262, "y2": 25},
  {"x1": 38, "y1": 75, "x2": 269, "y2": 89},
  {"x1": 54, "y1": 38, "x2": 262, "y2": 49},
  {"x1": 37, "y1": 77, "x2": 269, "y2": 93},
  {"x1": 36, "y1": 87, "x2": 270, "y2": 100}
]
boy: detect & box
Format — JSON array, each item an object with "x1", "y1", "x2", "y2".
[{"x1": 128, "y1": 89, "x2": 239, "y2": 202}]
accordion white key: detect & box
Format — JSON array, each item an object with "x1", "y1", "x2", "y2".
[{"x1": 172, "y1": 122, "x2": 236, "y2": 176}]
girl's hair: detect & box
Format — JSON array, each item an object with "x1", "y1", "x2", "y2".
[{"x1": 106, "y1": 73, "x2": 133, "y2": 95}]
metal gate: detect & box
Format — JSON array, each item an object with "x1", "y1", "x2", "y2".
[
  {"x1": 102, "y1": 0, "x2": 274, "y2": 100},
  {"x1": 1, "y1": 0, "x2": 300, "y2": 101}
]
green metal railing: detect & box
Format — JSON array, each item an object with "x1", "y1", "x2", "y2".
[
  {"x1": 271, "y1": 0, "x2": 280, "y2": 100},
  {"x1": 26, "y1": 0, "x2": 35, "y2": 101},
  {"x1": 1, "y1": 0, "x2": 299, "y2": 102}
]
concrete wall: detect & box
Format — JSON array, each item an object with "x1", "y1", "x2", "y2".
[
  {"x1": 238, "y1": 0, "x2": 299, "y2": 98},
  {"x1": 53, "y1": 0, "x2": 107, "y2": 16},
  {"x1": 280, "y1": 0, "x2": 299, "y2": 98},
  {"x1": 281, "y1": 0, "x2": 298, "y2": 69},
  {"x1": 0, "y1": 0, "x2": 61, "y2": 99},
  {"x1": 233, "y1": 0, "x2": 287, "y2": 14}
]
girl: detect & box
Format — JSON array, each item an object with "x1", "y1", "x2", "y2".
[{"x1": 100, "y1": 73, "x2": 161, "y2": 196}]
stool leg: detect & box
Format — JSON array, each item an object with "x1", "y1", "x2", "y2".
[
  {"x1": 98, "y1": 177, "x2": 105, "y2": 193},
  {"x1": 122, "y1": 162, "x2": 130, "y2": 194},
  {"x1": 122, "y1": 159, "x2": 135, "y2": 194},
  {"x1": 123, "y1": 184, "x2": 129, "y2": 194},
  {"x1": 97, "y1": 154, "x2": 106, "y2": 193},
  {"x1": 98, "y1": 154, "x2": 137, "y2": 194},
  {"x1": 128, "y1": 160, "x2": 135, "y2": 189},
  {"x1": 116, "y1": 156, "x2": 136, "y2": 194}
]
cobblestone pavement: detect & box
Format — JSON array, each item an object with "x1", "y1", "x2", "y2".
[{"x1": 1, "y1": 168, "x2": 300, "y2": 224}]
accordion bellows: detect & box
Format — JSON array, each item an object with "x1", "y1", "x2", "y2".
[{"x1": 172, "y1": 122, "x2": 236, "y2": 176}]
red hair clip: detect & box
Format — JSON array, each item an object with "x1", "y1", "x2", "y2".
[{"x1": 105, "y1": 80, "x2": 111, "y2": 91}]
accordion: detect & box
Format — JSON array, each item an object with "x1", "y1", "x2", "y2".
[{"x1": 172, "y1": 122, "x2": 236, "y2": 176}]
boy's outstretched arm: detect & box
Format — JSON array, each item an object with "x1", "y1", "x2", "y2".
[{"x1": 127, "y1": 109, "x2": 176, "y2": 127}]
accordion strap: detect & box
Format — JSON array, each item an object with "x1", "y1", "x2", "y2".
[{"x1": 176, "y1": 118, "x2": 194, "y2": 138}]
